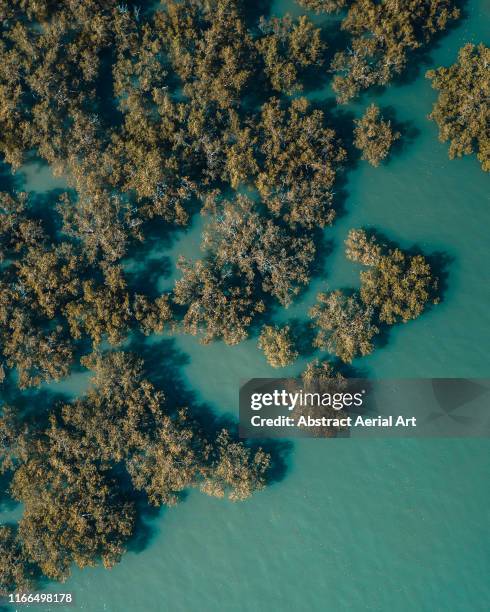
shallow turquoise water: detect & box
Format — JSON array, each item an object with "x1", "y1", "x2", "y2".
[{"x1": 2, "y1": 1, "x2": 490, "y2": 611}]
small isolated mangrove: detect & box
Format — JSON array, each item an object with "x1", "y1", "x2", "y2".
[
  {"x1": 353, "y1": 104, "x2": 400, "y2": 167},
  {"x1": 258, "y1": 324, "x2": 298, "y2": 368}
]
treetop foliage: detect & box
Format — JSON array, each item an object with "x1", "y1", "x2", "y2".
[
  {"x1": 258, "y1": 324, "x2": 298, "y2": 368},
  {"x1": 310, "y1": 230, "x2": 440, "y2": 362},
  {"x1": 330, "y1": 0, "x2": 460, "y2": 102},
  {"x1": 427, "y1": 43, "x2": 489, "y2": 172},
  {"x1": 0, "y1": 0, "x2": 453, "y2": 591},
  {"x1": 353, "y1": 104, "x2": 400, "y2": 166},
  {"x1": 1, "y1": 351, "x2": 270, "y2": 583}
]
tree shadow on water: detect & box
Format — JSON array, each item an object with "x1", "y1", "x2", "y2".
[
  {"x1": 29, "y1": 188, "x2": 67, "y2": 239},
  {"x1": 254, "y1": 438, "x2": 293, "y2": 486},
  {"x1": 287, "y1": 318, "x2": 317, "y2": 358},
  {"x1": 130, "y1": 217, "x2": 190, "y2": 262},
  {"x1": 0, "y1": 471, "x2": 18, "y2": 513},
  {"x1": 1, "y1": 380, "x2": 69, "y2": 429},
  {"x1": 125, "y1": 492, "x2": 166, "y2": 555},
  {"x1": 318, "y1": 97, "x2": 358, "y2": 167},
  {"x1": 126, "y1": 334, "x2": 235, "y2": 430},
  {"x1": 391, "y1": 0, "x2": 469, "y2": 88},
  {"x1": 125, "y1": 256, "x2": 173, "y2": 299},
  {"x1": 126, "y1": 332, "x2": 293, "y2": 487},
  {"x1": 127, "y1": 334, "x2": 191, "y2": 401},
  {"x1": 314, "y1": 97, "x2": 361, "y2": 223},
  {"x1": 311, "y1": 232, "x2": 335, "y2": 278},
  {"x1": 0, "y1": 162, "x2": 22, "y2": 192},
  {"x1": 122, "y1": 213, "x2": 203, "y2": 296},
  {"x1": 242, "y1": 0, "x2": 272, "y2": 27},
  {"x1": 374, "y1": 231, "x2": 454, "y2": 305},
  {"x1": 381, "y1": 105, "x2": 421, "y2": 159},
  {"x1": 413, "y1": 248, "x2": 454, "y2": 304},
  {"x1": 372, "y1": 320, "x2": 392, "y2": 352},
  {"x1": 301, "y1": 18, "x2": 349, "y2": 95}
]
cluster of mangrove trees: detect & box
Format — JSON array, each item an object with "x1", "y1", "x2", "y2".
[{"x1": 0, "y1": 0, "x2": 482, "y2": 594}]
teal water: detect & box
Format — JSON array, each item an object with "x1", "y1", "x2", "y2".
[{"x1": 2, "y1": 1, "x2": 490, "y2": 611}]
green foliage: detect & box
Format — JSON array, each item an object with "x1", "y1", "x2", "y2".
[
  {"x1": 353, "y1": 104, "x2": 400, "y2": 166},
  {"x1": 2, "y1": 311, "x2": 73, "y2": 389},
  {"x1": 0, "y1": 191, "x2": 75, "y2": 387},
  {"x1": 309, "y1": 229, "x2": 440, "y2": 363},
  {"x1": 61, "y1": 351, "x2": 166, "y2": 465},
  {"x1": 344, "y1": 228, "x2": 382, "y2": 266},
  {"x1": 0, "y1": 0, "x2": 347, "y2": 352},
  {"x1": 64, "y1": 265, "x2": 132, "y2": 346},
  {"x1": 299, "y1": 360, "x2": 347, "y2": 436},
  {"x1": 126, "y1": 408, "x2": 205, "y2": 507},
  {"x1": 175, "y1": 192, "x2": 317, "y2": 345},
  {"x1": 0, "y1": 406, "x2": 27, "y2": 474},
  {"x1": 0, "y1": 192, "x2": 41, "y2": 262},
  {"x1": 0, "y1": 1, "x2": 116, "y2": 168},
  {"x1": 258, "y1": 325, "x2": 298, "y2": 368},
  {"x1": 15, "y1": 243, "x2": 82, "y2": 319},
  {"x1": 13, "y1": 444, "x2": 136, "y2": 582},
  {"x1": 133, "y1": 294, "x2": 174, "y2": 336},
  {"x1": 158, "y1": 0, "x2": 258, "y2": 109},
  {"x1": 427, "y1": 43, "x2": 489, "y2": 172},
  {"x1": 0, "y1": 191, "x2": 173, "y2": 384}
]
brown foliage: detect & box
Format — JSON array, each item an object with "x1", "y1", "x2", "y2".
[
  {"x1": 353, "y1": 104, "x2": 400, "y2": 166},
  {"x1": 427, "y1": 43, "x2": 489, "y2": 172}
]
